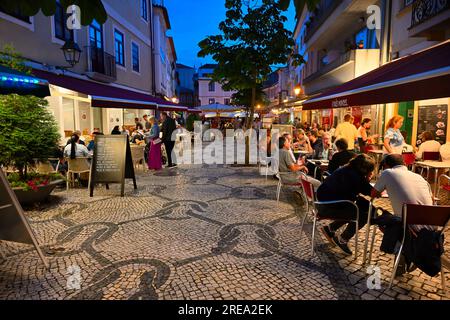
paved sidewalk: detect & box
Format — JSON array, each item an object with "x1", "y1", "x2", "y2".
[{"x1": 0, "y1": 164, "x2": 448, "y2": 300}]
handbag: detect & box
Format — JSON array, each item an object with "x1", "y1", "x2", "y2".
[{"x1": 153, "y1": 138, "x2": 162, "y2": 144}]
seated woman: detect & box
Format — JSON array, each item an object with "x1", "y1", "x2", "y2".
[
  {"x1": 415, "y1": 131, "x2": 441, "y2": 160},
  {"x1": 64, "y1": 134, "x2": 89, "y2": 159},
  {"x1": 327, "y1": 138, "x2": 356, "y2": 174},
  {"x1": 317, "y1": 154, "x2": 375, "y2": 255},
  {"x1": 111, "y1": 126, "x2": 121, "y2": 135},
  {"x1": 293, "y1": 129, "x2": 312, "y2": 153}
]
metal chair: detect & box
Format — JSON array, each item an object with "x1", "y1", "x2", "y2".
[
  {"x1": 401, "y1": 152, "x2": 416, "y2": 170},
  {"x1": 276, "y1": 171, "x2": 301, "y2": 206},
  {"x1": 298, "y1": 173, "x2": 360, "y2": 258},
  {"x1": 389, "y1": 203, "x2": 450, "y2": 292},
  {"x1": 436, "y1": 174, "x2": 450, "y2": 205},
  {"x1": 66, "y1": 157, "x2": 91, "y2": 191},
  {"x1": 32, "y1": 158, "x2": 61, "y2": 174},
  {"x1": 131, "y1": 146, "x2": 146, "y2": 171}
]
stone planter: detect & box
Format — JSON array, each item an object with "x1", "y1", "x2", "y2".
[{"x1": 13, "y1": 180, "x2": 64, "y2": 205}]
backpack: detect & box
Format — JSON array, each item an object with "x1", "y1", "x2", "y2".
[{"x1": 403, "y1": 228, "x2": 444, "y2": 277}]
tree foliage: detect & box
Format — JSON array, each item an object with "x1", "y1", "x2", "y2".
[
  {"x1": 198, "y1": 0, "x2": 303, "y2": 130},
  {"x1": 278, "y1": 0, "x2": 319, "y2": 14},
  {"x1": 0, "y1": 45, "x2": 60, "y2": 178},
  {"x1": 0, "y1": 95, "x2": 60, "y2": 177},
  {"x1": 0, "y1": 0, "x2": 107, "y2": 25}
]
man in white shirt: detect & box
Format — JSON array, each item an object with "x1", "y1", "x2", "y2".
[
  {"x1": 371, "y1": 154, "x2": 433, "y2": 217},
  {"x1": 334, "y1": 114, "x2": 359, "y2": 151}
]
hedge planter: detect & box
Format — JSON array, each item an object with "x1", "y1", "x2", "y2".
[{"x1": 13, "y1": 179, "x2": 64, "y2": 205}]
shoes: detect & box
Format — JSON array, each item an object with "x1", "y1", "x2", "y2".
[
  {"x1": 332, "y1": 235, "x2": 352, "y2": 255},
  {"x1": 167, "y1": 164, "x2": 177, "y2": 168},
  {"x1": 321, "y1": 226, "x2": 336, "y2": 247}
]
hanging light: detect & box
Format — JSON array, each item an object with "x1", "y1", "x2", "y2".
[
  {"x1": 61, "y1": 40, "x2": 82, "y2": 67},
  {"x1": 294, "y1": 84, "x2": 302, "y2": 96}
]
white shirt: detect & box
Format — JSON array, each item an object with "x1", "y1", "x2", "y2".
[
  {"x1": 374, "y1": 166, "x2": 432, "y2": 217},
  {"x1": 415, "y1": 140, "x2": 441, "y2": 159},
  {"x1": 64, "y1": 143, "x2": 89, "y2": 158},
  {"x1": 334, "y1": 122, "x2": 358, "y2": 150}
]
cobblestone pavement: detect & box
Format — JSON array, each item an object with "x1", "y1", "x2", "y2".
[{"x1": 0, "y1": 163, "x2": 448, "y2": 300}]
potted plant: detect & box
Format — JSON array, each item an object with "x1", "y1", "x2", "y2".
[{"x1": 0, "y1": 46, "x2": 63, "y2": 204}]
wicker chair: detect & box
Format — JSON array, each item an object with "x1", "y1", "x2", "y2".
[{"x1": 66, "y1": 157, "x2": 91, "y2": 191}]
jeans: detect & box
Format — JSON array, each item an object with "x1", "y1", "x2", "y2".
[{"x1": 322, "y1": 197, "x2": 370, "y2": 242}]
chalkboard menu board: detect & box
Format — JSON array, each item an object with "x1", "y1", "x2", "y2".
[
  {"x1": 416, "y1": 105, "x2": 448, "y2": 146},
  {"x1": 0, "y1": 170, "x2": 48, "y2": 267},
  {"x1": 90, "y1": 135, "x2": 137, "y2": 197}
]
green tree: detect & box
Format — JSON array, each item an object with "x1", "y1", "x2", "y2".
[
  {"x1": 0, "y1": 46, "x2": 60, "y2": 178},
  {"x1": 198, "y1": 0, "x2": 303, "y2": 132},
  {"x1": 0, "y1": 0, "x2": 107, "y2": 25},
  {"x1": 278, "y1": 0, "x2": 320, "y2": 14}
]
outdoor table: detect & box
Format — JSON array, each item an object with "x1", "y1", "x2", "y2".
[
  {"x1": 368, "y1": 150, "x2": 384, "y2": 177},
  {"x1": 293, "y1": 150, "x2": 310, "y2": 160},
  {"x1": 413, "y1": 161, "x2": 450, "y2": 198},
  {"x1": 306, "y1": 159, "x2": 329, "y2": 179}
]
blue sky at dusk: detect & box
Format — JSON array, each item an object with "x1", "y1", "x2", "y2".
[{"x1": 164, "y1": 0, "x2": 297, "y2": 68}]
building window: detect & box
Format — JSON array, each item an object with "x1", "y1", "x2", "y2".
[
  {"x1": 140, "y1": 0, "x2": 148, "y2": 21},
  {"x1": 132, "y1": 42, "x2": 140, "y2": 72},
  {"x1": 208, "y1": 81, "x2": 215, "y2": 92},
  {"x1": 404, "y1": 0, "x2": 414, "y2": 7},
  {"x1": 0, "y1": 4, "x2": 31, "y2": 23},
  {"x1": 114, "y1": 29, "x2": 125, "y2": 66},
  {"x1": 209, "y1": 98, "x2": 215, "y2": 104},
  {"x1": 224, "y1": 98, "x2": 231, "y2": 105},
  {"x1": 54, "y1": 1, "x2": 74, "y2": 41},
  {"x1": 354, "y1": 27, "x2": 380, "y2": 49},
  {"x1": 89, "y1": 20, "x2": 103, "y2": 49}
]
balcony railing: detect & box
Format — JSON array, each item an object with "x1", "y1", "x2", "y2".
[
  {"x1": 303, "y1": 50, "x2": 355, "y2": 84},
  {"x1": 86, "y1": 46, "x2": 116, "y2": 82},
  {"x1": 411, "y1": 0, "x2": 450, "y2": 28}
]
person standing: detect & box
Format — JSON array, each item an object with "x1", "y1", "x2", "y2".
[
  {"x1": 135, "y1": 117, "x2": 144, "y2": 131},
  {"x1": 358, "y1": 118, "x2": 378, "y2": 153},
  {"x1": 383, "y1": 115, "x2": 405, "y2": 155},
  {"x1": 161, "y1": 112, "x2": 177, "y2": 167},
  {"x1": 334, "y1": 114, "x2": 359, "y2": 151},
  {"x1": 147, "y1": 117, "x2": 162, "y2": 170},
  {"x1": 143, "y1": 114, "x2": 151, "y2": 132}
]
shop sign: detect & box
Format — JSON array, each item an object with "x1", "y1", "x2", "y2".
[{"x1": 332, "y1": 98, "x2": 348, "y2": 108}]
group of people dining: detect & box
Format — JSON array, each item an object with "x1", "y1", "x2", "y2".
[{"x1": 275, "y1": 113, "x2": 450, "y2": 275}]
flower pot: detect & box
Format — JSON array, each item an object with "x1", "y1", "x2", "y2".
[{"x1": 13, "y1": 180, "x2": 64, "y2": 205}]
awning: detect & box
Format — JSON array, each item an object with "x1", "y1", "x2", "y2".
[
  {"x1": 187, "y1": 108, "x2": 201, "y2": 114},
  {"x1": 0, "y1": 65, "x2": 50, "y2": 98},
  {"x1": 33, "y1": 69, "x2": 187, "y2": 112},
  {"x1": 302, "y1": 40, "x2": 450, "y2": 110}
]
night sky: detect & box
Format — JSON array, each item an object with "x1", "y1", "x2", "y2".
[{"x1": 165, "y1": 0, "x2": 296, "y2": 68}]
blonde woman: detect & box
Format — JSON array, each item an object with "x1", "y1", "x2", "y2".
[{"x1": 383, "y1": 115, "x2": 405, "y2": 155}]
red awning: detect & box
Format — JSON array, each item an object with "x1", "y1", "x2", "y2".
[
  {"x1": 302, "y1": 40, "x2": 450, "y2": 110},
  {"x1": 33, "y1": 69, "x2": 187, "y2": 112}
]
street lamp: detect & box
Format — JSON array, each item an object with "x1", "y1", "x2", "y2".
[
  {"x1": 294, "y1": 84, "x2": 302, "y2": 96},
  {"x1": 61, "y1": 40, "x2": 82, "y2": 67}
]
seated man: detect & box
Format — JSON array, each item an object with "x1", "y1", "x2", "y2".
[
  {"x1": 327, "y1": 138, "x2": 356, "y2": 174},
  {"x1": 306, "y1": 131, "x2": 333, "y2": 180},
  {"x1": 318, "y1": 154, "x2": 375, "y2": 255},
  {"x1": 278, "y1": 136, "x2": 309, "y2": 184},
  {"x1": 371, "y1": 154, "x2": 434, "y2": 273}
]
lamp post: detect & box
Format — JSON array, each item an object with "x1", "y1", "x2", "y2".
[
  {"x1": 294, "y1": 84, "x2": 302, "y2": 97},
  {"x1": 61, "y1": 40, "x2": 82, "y2": 68}
]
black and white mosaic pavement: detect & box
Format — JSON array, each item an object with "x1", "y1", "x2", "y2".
[{"x1": 0, "y1": 162, "x2": 448, "y2": 300}]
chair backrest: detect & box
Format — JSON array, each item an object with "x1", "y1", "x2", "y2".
[
  {"x1": 35, "y1": 161, "x2": 56, "y2": 174},
  {"x1": 300, "y1": 173, "x2": 315, "y2": 202},
  {"x1": 401, "y1": 152, "x2": 416, "y2": 166},
  {"x1": 131, "y1": 146, "x2": 144, "y2": 162},
  {"x1": 403, "y1": 203, "x2": 450, "y2": 227},
  {"x1": 67, "y1": 157, "x2": 91, "y2": 173},
  {"x1": 422, "y1": 151, "x2": 440, "y2": 161}
]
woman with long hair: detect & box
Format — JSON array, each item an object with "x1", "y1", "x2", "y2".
[
  {"x1": 147, "y1": 117, "x2": 162, "y2": 170},
  {"x1": 63, "y1": 134, "x2": 89, "y2": 159},
  {"x1": 383, "y1": 115, "x2": 405, "y2": 155}
]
